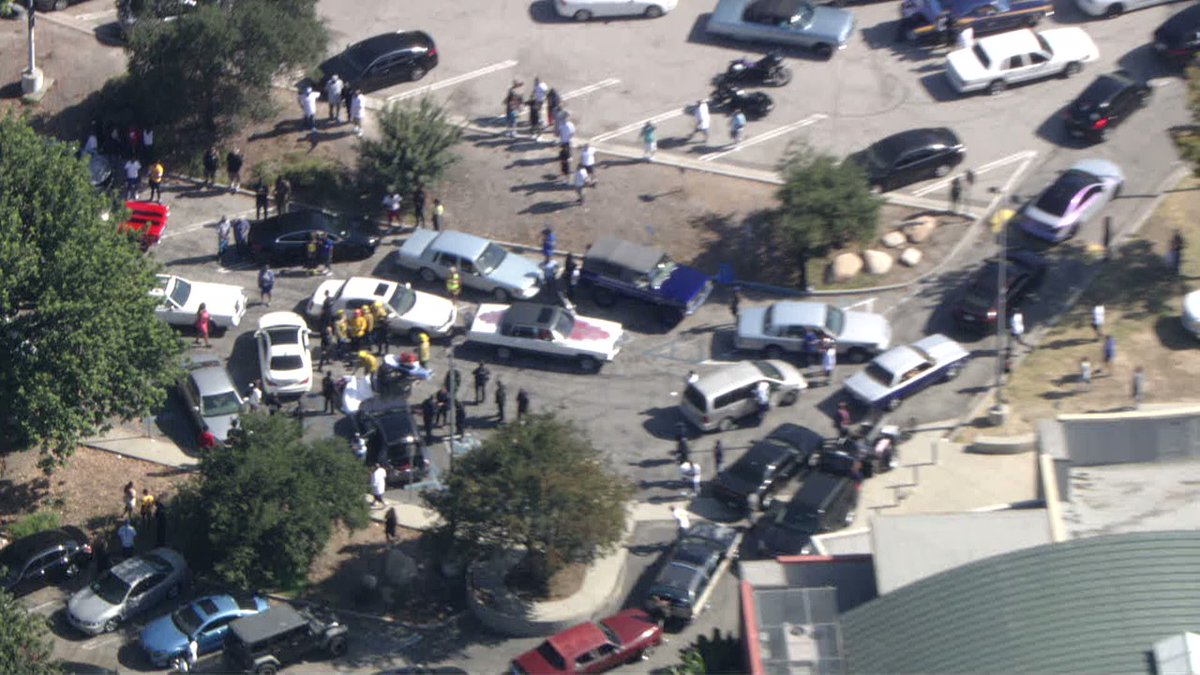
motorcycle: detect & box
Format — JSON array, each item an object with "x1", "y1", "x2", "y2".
[
  {"x1": 709, "y1": 84, "x2": 774, "y2": 120},
  {"x1": 714, "y1": 52, "x2": 793, "y2": 88}
]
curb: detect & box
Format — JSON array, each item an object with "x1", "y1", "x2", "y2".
[{"x1": 80, "y1": 440, "x2": 199, "y2": 471}]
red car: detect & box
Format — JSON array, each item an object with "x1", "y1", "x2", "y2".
[
  {"x1": 510, "y1": 609, "x2": 662, "y2": 674},
  {"x1": 118, "y1": 200, "x2": 169, "y2": 251}
]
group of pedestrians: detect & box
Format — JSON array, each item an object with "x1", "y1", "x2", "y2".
[
  {"x1": 299, "y1": 76, "x2": 366, "y2": 138},
  {"x1": 201, "y1": 145, "x2": 244, "y2": 193},
  {"x1": 114, "y1": 481, "x2": 168, "y2": 560},
  {"x1": 381, "y1": 185, "x2": 445, "y2": 230}
]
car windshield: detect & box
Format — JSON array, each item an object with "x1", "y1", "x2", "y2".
[
  {"x1": 168, "y1": 278, "x2": 191, "y2": 307},
  {"x1": 864, "y1": 362, "x2": 895, "y2": 386},
  {"x1": 1035, "y1": 170, "x2": 1097, "y2": 216},
  {"x1": 534, "y1": 642, "x2": 567, "y2": 671},
  {"x1": 791, "y1": 5, "x2": 814, "y2": 26},
  {"x1": 388, "y1": 286, "x2": 416, "y2": 315},
  {"x1": 266, "y1": 327, "x2": 300, "y2": 345},
  {"x1": 648, "y1": 256, "x2": 677, "y2": 289},
  {"x1": 753, "y1": 360, "x2": 783, "y2": 380},
  {"x1": 90, "y1": 571, "x2": 130, "y2": 605},
  {"x1": 270, "y1": 355, "x2": 305, "y2": 371},
  {"x1": 172, "y1": 605, "x2": 204, "y2": 636},
  {"x1": 598, "y1": 622, "x2": 621, "y2": 645},
  {"x1": 1036, "y1": 33, "x2": 1052, "y2": 53},
  {"x1": 476, "y1": 243, "x2": 507, "y2": 274},
  {"x1": 201, "y1": 391, "x2": 241, "y2": 417},
  {"x1": 972, "y1": 44, "x2": 991, "y2": 69},
  {"x1": 554, "y1": 311, "x2": 575, "y2": 337},
  {"x1": 824, "y1": 305, "x2": 845, "y2": 336}
]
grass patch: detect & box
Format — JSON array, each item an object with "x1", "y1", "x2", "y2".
[
  {"x1": 6, "y1": 510, "x2": 61, "y2": 540},
  {"x1": 250, "y1": 154, "x2": 360, "y2": 213}
]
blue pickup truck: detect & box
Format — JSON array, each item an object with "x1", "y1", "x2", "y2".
[
  {"x1": 899, "y1": 0, "x2": 1052, "y2": 43},
  {"x1": 580, "y1": 237, "x2": 713, "y2": 324}
]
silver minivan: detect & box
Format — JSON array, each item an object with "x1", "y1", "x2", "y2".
[{"x1": 679, "y1": 360, "x2": 807, "y2": 432}]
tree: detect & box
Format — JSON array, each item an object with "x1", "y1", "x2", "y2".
[
  {"x1": 124, "y1": 0, "x2": 327, "y2": 146},
  {"x1": 171, "y1": 413, "x2": 369, "y2": 589},
  {"x1": 0, "y1": 589, "x2": 58, "y2": 674},
  {"x1": 775, "y1": 142, "x2": 882, "y2": 265},
  {"x1": 425, "y1": 414, "x2": 632, "y2": 589},
  {"x1": 0, "y1": 116, "x2": 182, "y2": 470},
  {"x1": 357, "y1": 97, "x2": 465, "y2": 197}
]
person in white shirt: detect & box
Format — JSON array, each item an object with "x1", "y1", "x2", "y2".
[
  {"x1": 371, "y1": 464, "x2": 388, "y2": 507},
  {"x1": 580, "y1": 143, "x2": 597, "y2": 185},
  {"x1": 382, "y1": 193, "x2": 403, "y2": 228},
  {"x1": 672, "y1": 505, "x2": 690, "y2": 531},
  {"x1": 1091, "y1": 304, "x2": 1105, "y2": 340},
  {"x1": 573, "y1": 166, "x2": 589, "y2": 205},
  {"x1": 351, "y1": 433, "x2": 367, "y2": 460},
  {"x1": 117, "y1": 520, "x2": 137, "y2": 557},
  {"x1": 955, "y1": 25, "x2": 975, "y2": 49},
  {"x1": 325, "y1": 74, "x2": 344, "y2": 122},
  {"x1": 556, "y1": 113, "x2": 575, "y2": 149},
  {"x1": 246, "y1": 381, "x2": 262, "y2": 412},
  {"x1": 123, "y1": 158, "x2": 142, "y2": 200},
  {"x1": 691, "y1": 99, "x2": 710, "y2": 143},
  {"x1": 1010, "y1": 310, "x2": 1027, "y2": 346},
  {"x1": 299, "y1": 86, "x2": 320, "y2": 132},
  {"x1": 83, "y1": 133, "x2": 98, "y2": 156},
  {"x1": 350, "y1": 91, "x2": 365, "y2": 138}
]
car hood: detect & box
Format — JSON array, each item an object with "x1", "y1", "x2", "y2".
[
  {"x1": 1018, "y1": 204, "x2": 1073, "y2": 232},
  {"x1": 1072, "y1": 158, "x2": 1123, "y2": 182},
  {"x1": 565, "y1": 315, "x2": 625, "y2": 359},
  {"x1": 139, "y1": 613, "x2": 188, "y2": 656},
  {"x1": 404, "y1": 291, "x2": 457, "y2": 329},
  {"x1": 714, "y1": 471, "x2": 759, "y2": 500},
  {"x1": 660, "y1": 266, "x2": 712, "y2": 307},
  {"x1": 736, "y1": 306, "x2": 769, "y2": 340},
  {"x1": 947, "y1": 48, "x2": 989, "y2": 82},
  {"x1": 843, "y1": 369, "x2": 891, "y2": 404},
  {"x1": 838, "y1": 311, "x2": 891, "y2": 350},
  {"x1": 181, "y1": 281, "x2": 246, "y2": 319},
  {"x1": 306, "y1": 279, "x2": 346, "y2": 318},
  {"x1": 808, "y1": 6, "x2": 855, "y2": 43},
  {"x1": 69, "y1": 588, "x2": 119, "y2": 625},
  {"x1": 206, "y1": 413, "x2": 238, "y2": 443},
  {"x1": 1040, "y1": 27, "x2": 1099, "y2": 62},
  {"x1": 1186, "y1": 290, "x2": 1200, "y2": 321},
  {"x1": 490, "y1": 253, "x2": 541, "y2": 293}
]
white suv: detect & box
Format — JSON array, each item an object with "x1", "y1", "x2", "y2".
[{"x1": 946, "y1": 27, "x2": 1099, "y2": 96}]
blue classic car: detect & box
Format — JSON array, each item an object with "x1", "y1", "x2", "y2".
[
  {"x1": 707, "y1": 0, "x2": 856, "y2": 59},
  {"x1": 899, "y1": 0, "x2": 1052, "y2": 43},
  {"x1": 139, "y1": 593, "x2": 269, "y2": 667},
  {"x1": 580, "y1": 237, "x2": 713, "y2": 324},
  {"x1": 842, "y1": 334, "x2": 969, "y2": 410}
]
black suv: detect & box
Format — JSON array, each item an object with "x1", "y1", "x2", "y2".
[
  {"x1": 0, "y1": 526, "x2": 93, "y2": 596},
  {"x1": 754, "y1": 448, "x2": 862, "y2": 557},
  {"x1": 1154, "y1": 4, "x2": 1200, "y2": 66},
  {"x1": 224, "y1": 604, "x2": 348, "y2": 675},
  {"x1": 317, "y1": 31, "x2": 439, "y2": 93},
  {"x1": 579, "y1": 237, "x2": 713, "y2": 324},
  {"x1": 248, "y1": 210, "x2": 379, "y2": 267},
  {"x1": 1063, "y1": 71, "x2": 1151, "y2": 143},
  {"x1": 710, "y1": 423, "x2": 823, "y2": 513},
  {"x1": 355, "y1": 399, "x2": 430, "y2": 486}
]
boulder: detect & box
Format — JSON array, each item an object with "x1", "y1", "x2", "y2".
[
  {"x1": 863, "y1": 249, "x2": 893, "y2": 276},
  {"x1": 899, "y1": 247, "x2": 923, "y2": 267},
  {"x1": 904, "y1": 215, "x2": 939, "y2": 243},
  {"x1": 827, "y1": 252, "x2": 863, "y2": 283},
  {"x1": 383, "y1": 548, "x2": 418, "y2": 587},
  {"x1": 881, "y1": 230, "x2": 907, "y2": 249}
]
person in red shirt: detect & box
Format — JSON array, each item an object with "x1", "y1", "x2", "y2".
[{"x1": 197, "y1": 430, "x2": 216, "y2": 451}]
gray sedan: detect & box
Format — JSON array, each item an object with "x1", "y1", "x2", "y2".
[
  {"x1": 178, "y1": 354, "x2": 243, "y2": 443},
  {"x1": 706, "y1": 0, "x2": 856, "y2": 59},
  {"x1": 391, "y1": 230, "x2": 541, "y2": 302},
  {"x1": 735, "y1": 301, "x2": 892, "y2": 362},
  {"x1": 67, "y1": 548, "x2": 189, "y2": 635}
]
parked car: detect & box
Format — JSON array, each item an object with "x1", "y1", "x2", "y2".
[
  {"x1": 223, "y1": 604, "x2": 348, "y2": 673},
  {"x1": 680, "y1": 360, "x2": 807, "y2": 432},
  {"x1": 139, "y1": 593, "x2": 269, "y2": 668},
  {"x1": 466, "y1": 303, "x2": 625, "y2": 372},
  {"x1": 117, "y1": 0, "x2": 201, "y2": 40},
  {"x1": 945, "y1": 27, "x2": 1099, "y2": 96},
  {"x1": 67, "y1": 548, "x2": 189, "y2": 635},
  {"x1": 1063, "y1": 70, "x2": 1152, "y2": 142},
  {"x1": 248, "y1": 210, "x2": 380, "y2": 266},
  {"x1": 317, "y1": 31, "x2": 438, "y2": 94},
  {"x1": 843, "y1": 334, "x2": 970, "y2": 410},
  {"x1": 755, "y1": 454, "x2": 861, "y2": 556},
  {"x1": 644, "y1": 522, "x2": 742, "y2": 622},
  {"x1": 392, "y1": 230, "x2": 541, "y2": 302},
  {"x1": 152, "y1": 274, "x2": 247, "y2": 331},
  {"x1": 119, "y1": 200, "x2": 169, "y2": 251},
  {"x1": 1185, "y1": 290, "x2": 1200, "y2": 339},
  {"x1": 1076, "y1": 0, "x2": 1180, "y2": 17},
  {"x1": 1015, "y1": 159, "x2": 1124, "y2": 243},
  {"x1": 510, "y1": 609, "x2": 663, "y2": 673},
  {"x1": 178, "y1": 354, "x2": 243, "y2": 443},
  {"x1": 706, "y1": 0, "x2": 856, "y2": 59},
  {"x1": 555, "y1": 0, "x2": 678, "y2": 20},
  {"x1": 735, "y1": 300, "x2": 892, "y2": 362},
  {"x1": 847, "y1": 127, "x2": 965, "y2": 193},
  {"x1": 951, "y1": 251, "x2": 1046, "y2": 331},
  {"x1": 580, "y1": 236, "x2": 713, "y2": 323},
  {"x1": 255, "y1": 312, "x2": 313, "y2": 396},
  {"x1": 1154, "y1": 4, "x2": 1200, "y2": 65},
  {"x1": 88, "y1": 153, "x2": 114, "y2": 189},
  {"x1": 710, "y1": 423, "x2": 824, "y2": 512},
  {"x1": 899, "y1": 0, "x2": 1052, "y2": 43},
  {"x1": 354, "y1": 398, "x2": 430, "y2": 486},
  {"x1": 0, "y1": 527, "x2": 92, "y2": 596},
  {"x1": 26, "y1": 0, "x2": 87, "y2": 11},
  {"x1": 306, "y1": 276, "x2": 457, "y2": 342}
]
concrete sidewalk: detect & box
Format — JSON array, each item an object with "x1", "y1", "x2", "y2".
[{"x1": 83, "y1": 424, "x2": 199, "y2": 470}]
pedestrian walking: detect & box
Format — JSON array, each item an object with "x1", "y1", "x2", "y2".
[
  {"x1": 754, "y1": 379, "x2": 770, "y2": 422},
  {"x1": 247, "y1": 380, "x2": 263, "y2": 413},
  {"x1": 473, "y1": 363, "x2": 490, "y2": 404},
  {"x1": 563, "y1": 252, "x2": 579, "y2": 303},
  {"x1": 1010, "y1": 310, "x2": 1028, "y2": 347},
  {"x1": 371, "y1": 301, "x2": 390, "y2": 354},
  {"x1": 321, "y1": 371, "x2": 337, "y2": 414},
  {"x1": 194, "y1": 303, "x2": 212, "y2": 347},
  {"x1": 1103, "y1": 216, "x2": 1113, "y2": 261},
  {"x1": 234, "y1": 216, "x2": 250, "y2": 259},
  {"x1": 822, "y1": 344, "x2": 837, "y2": 384},
  {"x1": 435, "y1": 388, "x2": 450, "y2": 426},
  {"x1": 689, "y1": 460, "x2": 702, "y2": 497},
  {"x1": 258, "y1": 264, "x2": 275, "y2": 307},
  {"x1": 686, "y1": 370, "x2": 699, "y2": 387},
  {"x1": 1132, "y1": 366, "x2": 1145, "y2": 408},
  {"x1": 541, "y1": 226, "x2": 556, "y2": 263},
  {"x1": 729, "y1": 285, "x2": 741, "y2": 321},
  {"x1": 383, "y1": 192, "x2": 403, "y2": 228},
  {"x1": 384, "y1": 506, "x2": 398, "y2": 544},
  {"x1": 1080, "y1": 357, "x2": 1092, "y2": 390},
  {"x1": 421, "y1": 396, "x2": 436, "y2": 444},
  {"x1": 1171, "y1": 229, "x2": 1186, "y2": 275},
  {"x1": 226, "y1": 147, "x2": 244, "y2": 192},
  {"x1": 950, "y1": 176, "x2": 962, "y2": 211},
  {"x1": 1092, "y1": 304, "x2": 1105, "y2": 340},
  {"x1": 417, "y1": 332, "x2": 431, "y2": 368},
  {"x1": 274, "y1": 176, "x2": 291, "y2": 215},
  {"x1": 255, "y1": 182, "x2": 270, "y2": 219},
  {"x1": 123, "y1": 156, "x2": 141, "y2": 200},
  {"x1": 835, "y1": 401, "x2": 852, "y2": 437},
  {"x1": 580, "y1": 143, "x2": 597, "y2": 185},
  {"x1": 558, "y1": 144, "x2": 572, "y2": 182},
  {"x1": 546, "y1": 87, "x2": 561, "y2": 128},
  {"x1": 319, "y1": 232, "x2": 334, "y2": 275},
  {"x1": 431, "y1": 198, "x2": 444, "y2": 231},
  {"x1": 1103, "y1": 334, "x2": 1116, "y2": 369},
  {"x1": 371, "y1": 464, "x2": 387, "y2": 507},
  {"x1": 679, "y1": 461, "x2": 701, "y2": 497},
  {"x1": 641, "y1": 121, "x2": 657, "y2": 160},
  {"x1": 412, "y1": 185, "x2": 427, "y2": 228},
  {"x1": 672, "y1": 505, "x2": 690, "y2": 532},
  {"x1": 531, "y1": 76, "x2": 548, "y2": 140},
  {"x1": 154, "y1": 503, "x2": 167, "y2": 547},
  {"x1": 325, "y1": 73, "x2": 344, "y2": 122},
  {"x1": 516, "y1": 388, "x2": 530, "y2": 421},
  {"x1": 147, "y1": 159, "x2": 164, "y2": 202},
  {"x1": 495, "y1": 379, "x2": 508, "y2": 422},
  {"x1": 691, "y1": 99, "x2": 710, "y2": 143},
  {"x1": 351, "y1": 433, "x2": 367, "y2": 461},
  {"x1": 123, "y1": 481, "x2": 137, "y2": 519},
  {"x1": 117, "y1": 520, "x2": 137, "y2": 558},
  {"x1": 713, "y1": 440, "x2": 725, "y2": 474},
  {"x1": 446, "y1": 266, "x2": 462, "y2": 302},
  {"x1": 350, "y1": 89, "x2": 366, "y2": 137},
  {"x1": 140, "y1": 489, "x2": 155, "y2": 528},
  {"x1": 318, "y1": 325, "x2": 335, "y2": 368},
  {"x1": 216, "y1": 216, "x2": 231, "y2": 263},
  {"x1": 676, "y1": 434, "x2": 691, "y2": 464},
  {"x1": 504, "y1": 80, "x2": 523, "y2": 138},
  {"x1": 573, "y1": 165, "x2": 589, "y2": 205},
  {"x1": 202, "y1": 146, "x2": 219, "y2": 187},
  {"x1": 556, "y1": 110, "x2": 575, "y2": 149},
  {"x1": 730, "y1": 111, "x2": 747, "y2": 146},
  {"x1": 526, "y1": 89, "x2": 543, "y2": 140},
  {"x1": 299, "y1": 86, "x2": 319, "y2": 132},
  {"x1": 454, "y1": 400, "x2": 467, "y2": 437}
]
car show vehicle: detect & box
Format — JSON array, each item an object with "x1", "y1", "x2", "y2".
[
  {"x1": 951, "y1": 251, "x2": 1046, "y2": 331},
  {"x1": 847, "y1": 128, "x2": 965, "y2": 193},
  {"x1": 223, "y1": 604, "x2": 348, "y2": 673},
  {"x1": 354, "y1": 398, "x2": 431, "y2": 487},
  {"x1": 1154, "y1": 4, "x2": 1200, "y2": 65},
  {"x1": 152, "y1": 274, "x2": 246, "y2": 331},
  {"x1": 842, "y1": 334, "x2": 971, "y2": 410},
  {"x1": 755, "y1": 451, "x2": 861, "y2": 556},
  {"x1": 1015, "y1": 159, "x2": 1124, "y2": 243},
  {"x1": 306, "y1": 276, "x2": 457, "y2": 342},
  {"x1": 317, "y1": 31, "x2": 439, "y2": 92},
  {"x1": 679, "y1": 360, "x2": 808, "y2": 432},
  {"x1": 706, "y1": 0, "x2": 856, "y2": 59},
  {"x1": 178, "y1": 354, "x2": 243, "y2": 443},
  {"x1": 945, "y1": 27, "x2": 1099, "y2": 96},
  {"x1": 899, "y1": 0, "x2": 1052, "y2": 43},
  {"x1": 0, "y1": 527, "x2": 92, "y2": 596},
  {"x1": 580, "y1": 236, "x2": 713, "y2": 323},
  {"x1": 255, "y1": 312, "x2": 313, "y2": 396},
  {"x1": 139, "y1": 593, "x2": 269, "y2": 667},
  {"x1": 393, "y1": 230, "x2": 541, "y2": 302},
  {"x1": 1063, "y1": 71, "x2": 1151, "y2": 142},
  {"x1": 555, "y1": 0, "x2": 678, "y2": 20},
  {"x1": 466, "y1": 303, "x2": 625, "y2": 372},
  {"x1": 710, "y1": 423, "x2": 824, "y2": 512},
  {"x1": 736, "y1": 301, "x2": 891, "y2": 362},
  {"x1": 509, "y1": 610, "x2": 663, "y2": 673},
  {"x1": 644, "y1": 522, "x2": 742, "y2": 622},
  {"x1": 119, "y1": 200, "x2": 169, "y2": 251},
  {"x1": 249, "y1": 210, "x2": 380, "y2": 266},
  {"x1": 68, "y1": 548, "x2": 189, "y2": 635}
]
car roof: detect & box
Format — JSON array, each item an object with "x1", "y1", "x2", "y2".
[
  {"x1": 429, "y1": 230, "x2": 490, "y2": 259},
  {"x1": 341, "y1": 277, "x2": 396, "y2": 300},
  {"x1": 347, "y1": 31, "x2": 435, "y2": 60},
  {"x1": 872, "y1": 128, "x2": 960, "y2": 162},
  {"x1": 769, "y1": 301, "x2": 827, "y2": 327},
  {"x1": 874, "y1": 344, "x2": 928, "y2": 375},
  {"x1": 1076, "y1": 71, "x2": 1137, "y2": 104},
  {"x1": 258, "y1": 311, "x2": 306, "y2": 331},
  {"x1": 112, "y1": 548, "x2": 181, "y2": 583},
  {"x1": 765, "y1": 423, "x2": 825, "y2": 453},
  {"x1": 746, "y1": 0, "x2": 807, "y2": 20},
  {"x1": 692, "y1": 361, "x2": 774, "y2": 393},
  {"x1": 1, "y1": 527, "x2": 86, "y2": 562},
  {"x1": 186, "y1": 358, "x2": 238, "y2": 393},
  {"x1": 250, "y1": 210, "x2": 342, "y2": 238},
  {"x1": 546, "y1": 621, "x2": 607, "y2": 658},
  {"x1": 501, "y1": 303, "x2": 563, "y2": 330},
  {"x1": 229, "y1": 604, "x2": 307, "y2": 643},
  {"x1": 585, "y1": 237, "x2": 665, "y2": 275},
  {"x1": 682, "y1": 521, "x2": 740, "y2": 548},
  {"x1": 977, "y1": 28, "x2": 1040, "y2": 58}
]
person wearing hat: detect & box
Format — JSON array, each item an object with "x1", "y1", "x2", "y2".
[
  {"x1": 299, "y1": 86, "x2": 320, "y2": 132},
  {"x1": 372, "y1": 300, "x2": 390, "y2": 354},
  {"x1": 417, "y1": 332, "x2": 431, "y2": 368},
  {"x1": 350, "y1": 308, "x2": 369, "y2": 352},
  {"x1": 446, "y1": 266, "x2": 462, "y2": 302},
  {"x1": 333, "y1": 310, "x2": 350, "y2": 359}
]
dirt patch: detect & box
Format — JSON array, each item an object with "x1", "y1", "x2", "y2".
[{"x1": 504, "y1": 558, "x2": 587, "y2": 602}]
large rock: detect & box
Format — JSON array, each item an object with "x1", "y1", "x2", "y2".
[
  {"x1": 383, "y1": 548, "x2": 418, "y2": 587},
  {"x1": 863, "y1": 249, "x2": 893, "y2": 276},
  {"x1": 904, "y1": 215, "x2": 939, "y2": 243},
  {"x1": 881, "y1": 230, "x2": 907, "y2": 249},
  {"x1": 900, "y1": 247, "x2": 923, "y2": 267},
  {"x1": 828, "y1": 252, "x2": 863, "y2": 283}
]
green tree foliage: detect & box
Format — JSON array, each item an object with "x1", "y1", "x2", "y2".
[
  {"x1": 358, "y1": 97, "x2": 465, "y2": 196},
  {"x1": 425, "y1": 414, "x2": 632, "y2": 587},
  {"x1": 0, "y1": 589, "x2": 58, "y2": 675},
  {"x1": 0, "y1": 116, "x2": 181, "y2": 470},
  {"x1": 667, "y1": 629, "x2": 744, "y2": 674},
  {"x1": 171, "y1": 413, "x2": 369, "y2": 589},
  {"x1": 123, "y1": 0, "x2": 327, "y2": 145},
  {"x1": 776, "y1": 142, "x2": 882, "y2": 257}
]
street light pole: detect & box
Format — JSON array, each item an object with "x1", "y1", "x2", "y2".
[{"x1": 21, "y1": 5, "x2": 45, "y2": 96}]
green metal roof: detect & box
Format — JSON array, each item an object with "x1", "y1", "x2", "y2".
[{"x1": 842, "y1": 531, "x2": 1200, "y2": 674}]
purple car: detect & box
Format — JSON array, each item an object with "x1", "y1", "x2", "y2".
[{"x1": 1016, "y1": 159, "x2": 1124, "y2": 243}]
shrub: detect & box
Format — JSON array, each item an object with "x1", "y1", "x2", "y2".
[{"x1": 6, "y1": 511, "x2": 61, "y2": 541}]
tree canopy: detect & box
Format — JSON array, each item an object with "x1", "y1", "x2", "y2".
[
  {"x1": 0, "y1": 116, "x2": 181, "y2": 470},
  {"x1": 425, "y1": 414, "x2": 632, "y2": 587},
  {"x1": 171, "y1": 413, "x2": 369, "y2": 589},
  {"x1": 775, "y1": 142, "x2": 882, "y2": 256},
  {"x1": 0, "y1": 589, "x2": 58, "y2": 675},
  {"x1": 358, "y1": 97, "x2": 465, "y2": 196}
]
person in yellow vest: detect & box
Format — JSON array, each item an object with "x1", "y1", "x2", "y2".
[
  {"x1": 417, "y1": 332, "x2": 431, "y2": 368},
  {"x1": 350, "y1": 308, "x2": 368, "y2": 351},
  {"x1": 147, "y1": 160, "x2": 165, "y2": 203},
  {"x1": 357, "y1": 350, "x2": 380, "y2": 391},
  {"x1": 361, "y1": 303, "x2": 375, "y2": 337},
  {"x1": 333, "y1": 310, "x2": 350, "y2": 360},
  {"x1": 372, "y1": 300, "x2": 390, "y2": 354},
  {"x1": 446, "y1": 266, "x2": 462, "y2": 302}
]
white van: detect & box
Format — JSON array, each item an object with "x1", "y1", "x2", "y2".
[{"x1": 679, "y1": 360, "x2": 807, "y2": 432}]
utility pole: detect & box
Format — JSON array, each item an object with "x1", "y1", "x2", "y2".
[
  {"x1": 988, "y1": 187, "x2": 1013, "y2": 426},
  {"x1": 21, "y1": 4, "x2": 45, "y2": 96},
  {"x1": 446, "y1": 338, "x2": 456, "y2": 473}
]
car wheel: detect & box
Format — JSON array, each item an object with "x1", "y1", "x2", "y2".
[
  {"x1": 592, "y1": 286, "x2": 617, "y2": 307},
  {"x1": 717, "y1": 417, "x2": 735, "y2": 432},
  {"x1": 496, "y1": 346, "x2": 512, "y2": 361},
  {"x1": 167, "y1": 583, "x2": 181, "y2": 599},
  {"x1": 328, "y1": 635, "x2": 348, "y2": 658},
  {"x1": 764, "y1": 345, "x2": 784, "y2": 360},
  {"x1": 1063, "y1": 62, "x2": 1082, "y2": 78},
  {"x1": 1104, "y1": 2, "x2": 1123, "y2": 16},
  {"x1": 410, "y1": 66, "x2": 427, "y2": 82},
  {"x1": 934, "y1": 164, "x2": 951, "y2": 177},
  {"x1": 255, "y1": 665, "x2": 278, "y2": 675},
  {"x1": 944, "y1": 365, "x2": 962, "y2": 381},
  {"x1": 573, "y1": 9, "x2": 592, "y2": 20},
  {"x1": 53, "y1": 0, "x2": 68, "y2": 10},
  {"x1": 813, "y1": 43, "x2": 834, "y2": 60},
  {"x1": 644, "y1": 5, "x2": 664, "y2": 17},
  {"x1": 492, "y1": 287, "x2": 511, "y2": 303},
  {"x1": 408, "y1": 328, "x2": 427, "y2": 344},
  {"x1": 103, "y1": 618, "x2": 119, "y2": 634},
  {"x1": 770, "y1": 66, "x2": 794, "y2": 86},
  {"x1": 418, "y1": 268, "x2": 438, "y2": 283},
  {"x1": 578, "y1": 355, "x2": 600, "y2": 372},
  {"x1": 987, "y1": 80, "x2": 1006, "y2": 96},
  {"x1": 847, "y1": 348, "x2": 870, "y2": 364},
  {"x1": 886, "y1": 397, "x2": 902, "y2": 412},
  {"x1": 780, "y1": 389, "x2": 799, "y2": 406}
]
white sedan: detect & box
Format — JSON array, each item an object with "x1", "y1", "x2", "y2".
[
  {"x1": 306, "y1": 276, "x2": 457, "y2": 341},
  {"x1": 255, "y1": 312, "x2": 313, "y2": 395},
  {"x1": 466, "y1": 302, "x2": 625, "y2": 372},
  {"x1": 946, "y1": 27, "x2": 1099, "y2": 96},
  {"x1": 555, "y1": 0, "x2": 677, "y2": 20},
  {"x1": 1185, "y1": 290, "x2": 1200, "y2": 340},
  {"x1": 152, "y1": 274, "x2": 246, "y2": 331}
]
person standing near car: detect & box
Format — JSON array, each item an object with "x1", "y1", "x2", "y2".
[
  {"x1": 319, "y1": 231, "x2": 335, "y2": 275},
  {"x1": 258, "y1": 264, "x2": 275, "y2": 307},
  {"x1": 383, "y1": 192, "x2": 403, "y2": 228},
  {"x1": 299, "y1": 86, "x2": 319, "y2": 133},
  {"x1": 351, "y1": 88, "x2": 366, "y2": 138},
  {"x1": 325, "y1": 74, "x2": 344, "y2": 123},
  {"x1": 372, "y1": 301, "x2": 390, "y2": 354},
  {"x1": 371, "y1": 464, "x2": 387, "y2": 508},
  {"x1": 446, "y1": 266, "x2": 462, "y2": 303},
  {"x1": 321, "y1": 371, "x2": 337, "y2": 414},
  {"x1": 226, "y1": 147, "x2": 244, "y2": 192},
  {"x1": 472, "y1": 363, "x2": 490, "y2": 404},
  {"x1": 416, "y1": 331, "x2": 431, "y2": 368},
  {"x1": 117, "y1": 519, "x2": 137, "y2": 558},
  {"x1": 274, "y1": 175, "x2": 291, "y2": 215},
  {"x1": 233, "y1": 216, "x2": 250, "y2": 260},
  {"x1": 690, "y1": 99, "x2": 710, "y2": 143},
  {"x1": 123, "y1": 155, "x2": 142, "y2": 200},
  {"x1": 730, "y1": 110, "x2": 747, "y2": 146},
  {"x1": 202, "y1": 146, "x2": 219, "y2": 187},
  {"x1": 147, "y1": 158, "x2": 164, "y2": 202},
  {"x1": 216, "y1": 216, "x2": 231, "y2": 264},
  {"x1": 412, "y1": 185, "x2": 427, "y2": 228},
  {"x1": 494, "y1": 379, "x2": 508, "y2": 423},
  {"x1": 194, "y1": 303, "x2": 211, "y2": 348},
  {"x1": 255, "y1": 181, "x2": 270, "y2": 219},
  {"x1": 431, "y1": 197, "x2": 445, "y2": 231}
]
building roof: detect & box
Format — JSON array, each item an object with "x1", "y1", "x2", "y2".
[
  {"x1": 842, "y1": 531, "x2": 1200, "y2": 674},
  {"x1": 869, "y1": 510, "x2": 1052, "y2": 595},
  {"x1": 1063, "y1": 461, "x2": 1200, "y2": 539},
  {"x1": 585, "y1": 237, "x2": 665, "y2": 275}
]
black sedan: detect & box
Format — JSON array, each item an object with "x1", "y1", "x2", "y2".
[
  {"x1": 710, "y1": 423, "x2": 823, "y2": 512},
  {"x1": 1154, "y1": 4, "x2": 1200, "y2": 66},
  {"x1": 317, "y1": 31, "x2": 439, "y2": 94},
  {"x1": 847, "y1": 128, "x2": 965, "y2": 193},
  {"x1": 248, "y1": 210, "x2": 380, "y2": 266},
  {"x1": 1063, "y1": 71, "x2": 1151, "y2": 142},
  {"x1": 951, "y1": 250, "x2": 1045, "y2": 332},
  {"x1": 1, "y1": 526, "x2": 93, "y2": 596}
]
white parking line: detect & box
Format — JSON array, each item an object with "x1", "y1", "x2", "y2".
[
  {"x1": 81, "y1": 635, "x2": 121, "y2": 651},
  {"x1": 910, "y1": 149, "x2": 1037, "y2": 197},
  {"x1": 385, "y1": 59, "x2": 519, "y2": 104},
  {"x1": 27, "y1": 600, "x2": 58, "y2": 614},
  {"x1": 159, "y1": 208, "x2": 258, "y2": 241},
  {"x1": 561, "y1": 78, "x2": 620, "y2": 101},
  {"x1": 699, "y1": 114, "x2": 826, "y2": 162},
  {"x1": 591, "y1": 107, "x2": 687, "y2": 143}
]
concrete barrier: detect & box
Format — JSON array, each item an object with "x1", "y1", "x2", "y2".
[{"x1": 970, "y1": 433, "x2": 1037, "y2": 455}]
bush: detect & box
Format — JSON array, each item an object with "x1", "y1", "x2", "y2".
[
  {"x1": 357, "y1": 96, "x2": 464, "y2": 198},
  {"x1": 250, "y1": 155, "x2": 357, "y2": 212},
  {"x1": 775, "y1": 141, "x2": 882, "y2": 256},
  {"x1": 6, "y1": 511, "x2": 61, "y2": 541}
]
